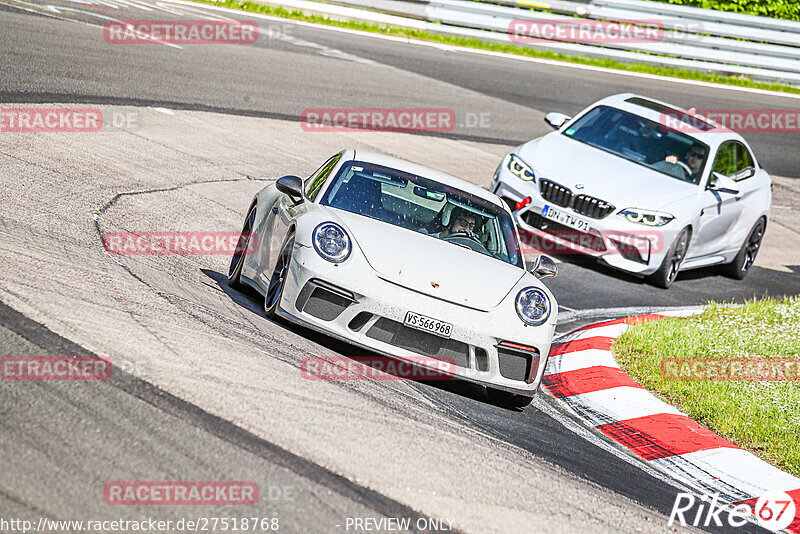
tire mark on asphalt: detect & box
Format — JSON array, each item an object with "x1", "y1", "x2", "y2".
[{"x1": 0, "y1": 93, "x2": 524, "y2": 146}]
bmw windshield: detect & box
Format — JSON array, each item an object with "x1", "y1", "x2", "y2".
[
  {"x1": 319, "y1": 161, "x2": 523, "y2": 268},
  {"x1": 563, "y1": 105, "x2": 710, "y2": 184}
]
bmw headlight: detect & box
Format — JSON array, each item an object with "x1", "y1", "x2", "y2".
[
  {"x1": 507, "y1": 154, "x2": 535, "y2": 182},
  {"x1": 618, "y1": 208, "x2": 674, "y2": 227},
  {"x1": 313, "y1": 222, "x2": 351, "y2": 263},
  {"x1": 515, "y1": 287, "x2": 550, "y2": 326}
]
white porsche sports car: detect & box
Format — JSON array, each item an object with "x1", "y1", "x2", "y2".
[
  {"x1": 228, "y1": 150, "x2": 558, "y2": 407},
  {"x1": 492, "y1": 93, "x2": 772, "y2": 288}
]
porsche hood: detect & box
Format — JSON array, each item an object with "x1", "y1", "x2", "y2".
[{"x1": 331, "y1": 210, "x2": 528, "y2": 311}]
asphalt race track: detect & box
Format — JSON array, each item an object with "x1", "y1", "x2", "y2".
[{"x1": 1, "y1": 0, "x2": 798, "y2": 532}]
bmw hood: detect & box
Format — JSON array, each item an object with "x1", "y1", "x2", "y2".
[
  {"x1": 331, "y1": 210, "x2": 527, "y2": 311},
  {"x1": 518, "y1": 134, "x2": 697, "y2": 210}
]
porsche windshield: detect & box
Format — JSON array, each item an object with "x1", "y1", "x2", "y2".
[
  {"x1": 319, "y1": 161, "x2": 523, "y2": 268},
  {"x1": 562, "y1": 105, "x2": 710, "y2": 184}
]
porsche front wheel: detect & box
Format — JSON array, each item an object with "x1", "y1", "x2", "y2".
[
  {"x1": 487, "y1": 388, "x2": 534, "y2": 409},
  {"x1": 264, "y1": 233, "x2": 295, "y2": 319}
]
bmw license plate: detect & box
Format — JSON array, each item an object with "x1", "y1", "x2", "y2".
[
  {"x1": 404, "y1": 311, "x2": 453, "y2": 339},
  {"x1": 542, "y1": 204, "x2": 590, "y2": 232}
]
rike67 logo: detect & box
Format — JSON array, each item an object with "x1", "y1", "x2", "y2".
[{"x1": 669, "y1": 490, "x2": 797, "y2": 531}]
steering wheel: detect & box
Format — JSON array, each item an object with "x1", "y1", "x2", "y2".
[
  {"x1": 675, "y1": 161, "x2": 692, "y2": 176},
  {"x1": 443, "y1": 232, "x2": 490, "y2": 254}
]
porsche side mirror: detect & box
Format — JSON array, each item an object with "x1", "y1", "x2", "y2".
[
  {"x1": 276, "y1": 175, "x2": 304, "y2": 202},
  {"x1": 530, "y1": 255, "x2": 557, "y2": 279},
  {"x1": 707, "y1": 172, "x2": 740, "y2": 195},
  {"x1": 544, "y1": 112, "x2": 571, "y2": 130}
]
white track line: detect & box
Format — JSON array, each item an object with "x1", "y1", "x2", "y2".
[
  {"x1": 559, "y1": 305, "x2": 704, "y2": 325},
  {"x1": 546, "y1": 348, "x2": 619, "y2": 374},
  {"x1": 652, "y1": 448, "x2": 800, "y2": 497},
  {"x1": 0, "y1": 0, "x2": 182, "y2": 48},
  {"x1": 560, "y1": 386, "x2": 684, "y2": 426},
  {"x1": 531, "y1": 395, "x2": 697, "y2": 492}
]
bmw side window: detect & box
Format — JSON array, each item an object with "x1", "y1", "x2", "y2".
[
  {"x1": 711, "y1": 142, "x2": 736, "y2": 178},
  {"x1": 305, "y1": 153, "x2": 342, "y2": 201},
  {"x1": 733, "y1": 142, "x2": 755, "y2": 181}
]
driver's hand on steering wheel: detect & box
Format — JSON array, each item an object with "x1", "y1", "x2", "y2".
[{"x1": 665, "y1": 155, "x2": 678, "y2": 164}]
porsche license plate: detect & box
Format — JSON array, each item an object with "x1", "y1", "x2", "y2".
[
  {"x1": 404, "y1": 311, "x2": 453, "y2": 339},
  {"x1": 542, "y1": 204, "x2": 590, "y2": 232}
]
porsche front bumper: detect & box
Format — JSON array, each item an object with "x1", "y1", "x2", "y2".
[{"x1": 276, "y1": 244, "x2": 556, "y2": 396}]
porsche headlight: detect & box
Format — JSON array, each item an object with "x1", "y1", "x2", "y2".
[
  {"x1": 619, "y1": 208, "x2": 674, "y2": 227},
  {"x1": 313, "y1": 222, "x2": 351, "y2": 263},
  {"x1": 507, "y1": 154, "x2": 535, "y2": 182},
  {"x1": 515, "y1": 287, "x2": 550, "y2": 326}
]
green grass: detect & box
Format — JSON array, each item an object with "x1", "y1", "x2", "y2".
[
  {"x1": 644, "y1": 0, "x2": 800, "y2": 22},
  {"x1": 190, "y1": 0, "x2": 800, "y2": 96},
  {"x1": 614, "y1": 297, "x2": 800, "y2": 477}
]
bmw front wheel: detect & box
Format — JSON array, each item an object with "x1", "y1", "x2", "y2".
[{"x1": 648, "y1": 227, "x2": 690, "y2": 289}]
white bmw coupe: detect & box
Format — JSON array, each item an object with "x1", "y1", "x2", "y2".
[
  {"x1": 492, "y1": 93, "x2": 772, "y2": 288},
  {"x1": 228, "y1": 150, "x2": 558, "y2": 407}
]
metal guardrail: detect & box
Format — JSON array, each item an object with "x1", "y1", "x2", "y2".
[
  {"x1": 278, "y1": 0, "x2": 800, "y2": 85},
  {"x1": 427, "y1": 0, "x2": 800, "y2": 71}
]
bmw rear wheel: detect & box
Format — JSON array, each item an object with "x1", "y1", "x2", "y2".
[{"x1": 721, "y1": 218, "x2": 765, "y2": 280}]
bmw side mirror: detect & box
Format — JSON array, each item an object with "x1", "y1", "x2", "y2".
[
  {"x1": 735, "y1": 166, "x2": 755, "y2": 181},
  {"x1": 707, "y1": 172, "x2": 740, "y2": 195},
  {"x1": 544, "y1": 112, "x2": 571, "y2": 131},
  {"x1": 530, "y1": 255, "x2": 557, "y2": 279},
  {"x1": 276, "y1": 175, "x2": 304, "y2": 202}
]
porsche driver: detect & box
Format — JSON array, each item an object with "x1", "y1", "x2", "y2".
[{"x1": 438, "y1": 208, "x2": 478, "y2": 238}]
